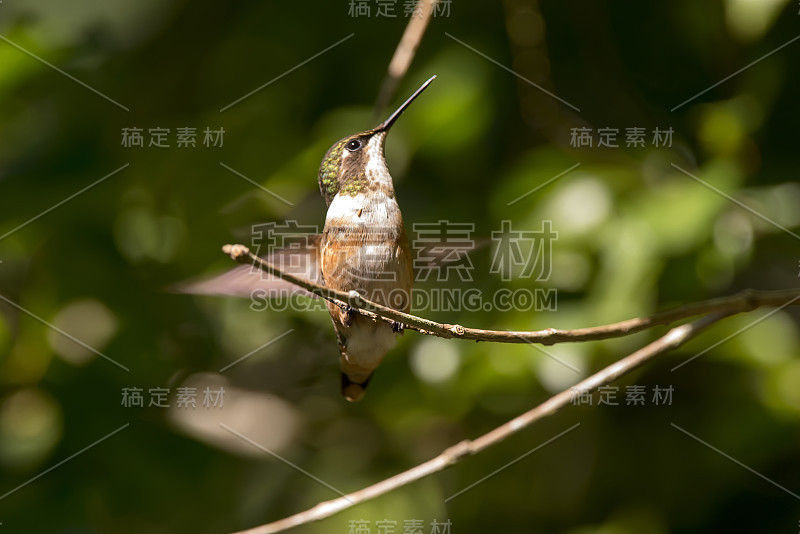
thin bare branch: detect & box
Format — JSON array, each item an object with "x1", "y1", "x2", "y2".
[
  {"x1": 373, "y1": 0, "x2": 438, "y2": 121},
  {"x1": 229, "y1": 311, "x2": 731, "y2": 534},
  {"x1": 222, "y1": 243, "x2": 800, "y2": 345}
]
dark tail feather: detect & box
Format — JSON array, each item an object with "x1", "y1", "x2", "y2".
[{"x1": 341, "y1": 372, "x2": 374, "y2": 402}]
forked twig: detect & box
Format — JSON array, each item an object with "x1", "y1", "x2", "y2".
[{"x1": 222, "y1": 243, "x2": 800, "y2": 345}]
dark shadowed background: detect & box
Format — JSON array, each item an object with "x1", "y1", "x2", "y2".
[{"x1": 1, "y1": 1, "x2": 799, "y2": 533}]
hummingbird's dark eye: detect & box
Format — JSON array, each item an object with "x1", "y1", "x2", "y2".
[{"x1": 345, "y1": 139, "x2": 362, "y2": 152}]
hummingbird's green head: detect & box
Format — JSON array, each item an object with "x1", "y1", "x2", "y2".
[
  {"x1": 317, "y1": 130, "x2": 383, "y2": 206},
  {"x1": 317, "y1": 75, "x2": 436, "y2": 206}
]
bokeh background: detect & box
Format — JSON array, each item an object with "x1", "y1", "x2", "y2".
[{"x1": 1, "y1": 1, "x2": 799, "y2": 532}]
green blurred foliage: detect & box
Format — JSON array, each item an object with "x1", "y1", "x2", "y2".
[{"x1": 1, "y1": 1, "x2": 799, "y2": 533}]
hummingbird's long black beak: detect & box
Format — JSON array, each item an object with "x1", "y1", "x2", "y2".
[{"x1": 375, "y1": 75, "x2": 436, "y2": 132}]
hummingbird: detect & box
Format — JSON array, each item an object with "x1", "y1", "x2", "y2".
[
  {"x1": 182, "y1": 76, "x2": 436, "y2": 402},
  {"x1": 318, "y1": 75, "x2": 436, "y2": 401}
]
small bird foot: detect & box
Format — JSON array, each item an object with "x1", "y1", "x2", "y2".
[
  {"x1": 343, "y1": 305, "x2": 358, "y2": 327},
  {"x1": 391, "y1": 321, "x2": 404, "y2": 334}
]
